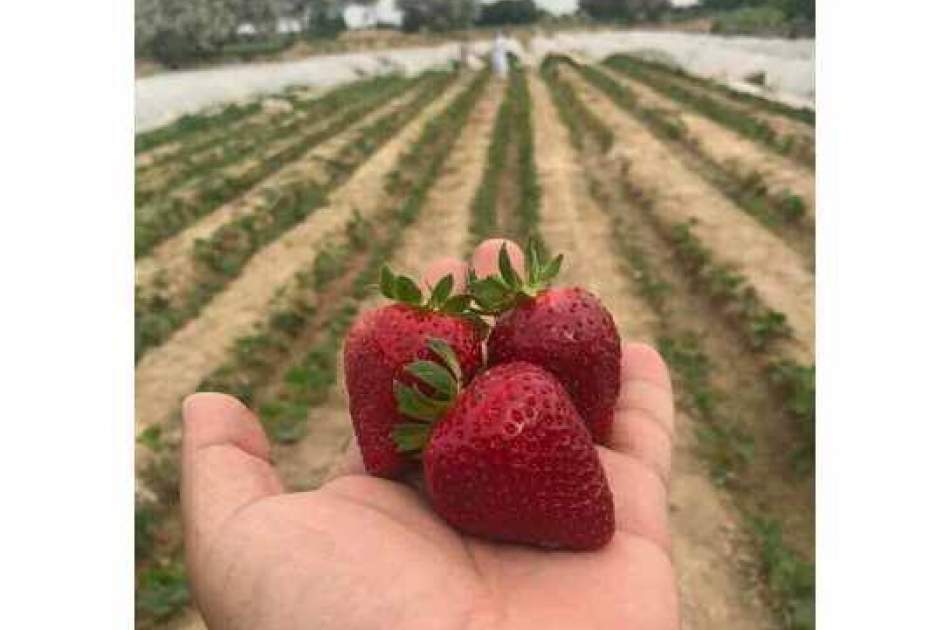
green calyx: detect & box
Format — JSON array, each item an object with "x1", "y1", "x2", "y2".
[
  {"x1": 379, "y1": 265, "x2": 473, "y2": 315},
  {"x1": 392, "y1": 338, "x2": 463, "y2": 454},
  {"x1": 468, "y1": 238, "x2": 563, "y2": 315}
]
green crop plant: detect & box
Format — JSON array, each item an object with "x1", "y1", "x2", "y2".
[
  {"x1": 344, "y1": 210, "x2": 371, "y2": 250},
  {"x1": 468, "y1": 76, "x2": 514, "y2": 247},
  {"x1": 768, "y1": 360, "x2": 816, "y2": 470},
  {"x1": 747, "y1": 515, "x2": 816, "y2": 630},
  {"x1": 778, "y1": 192, "x2": 806, "y2": 222},
  {"x1": 136, "y1": 562, "x2": 190, "y2": 621},
  {"x1": 193, "y1": 182, "x2": 327, "y2": 277},
  {"x1": 659, "y1": 335, "x2": 755, "y2": 486},
  {"x1": 135, "y1": 102, "x2": 262, "y2": 154},
  {"x1": 540, "y1": 56, "x2": 614, "y2": 152},
  {"x1": 134, "y1": 500, "x2": 159, "y2": 562},
  {"x1": 510, "y1": 64, "x2": 543, "y2": 246},
  {"x1": 748, "y1": 309, "x2": 792, "y2": 350},
  {"x1": 666, "y1": 219, "x2": 791, "y2": 350},
  {"x1": 466, "y1": 62, "x2": 542, "y2": 250}
]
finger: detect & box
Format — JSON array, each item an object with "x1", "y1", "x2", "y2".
[
  {"x1": 180, "y1": 393, "x2": 284, "y2": 562},
  {"x1": 609, "y1": 343, "x2": 675, "y2": 484},
  {"x1": 422, "y1": 257, "x2": 469, "y2": 295},
  {"x1": 471, "y1": 238, "x2": 526, "y2": 279},
  {"x1": 599, "y1": 446, "x2": 672, "y2": 556}
]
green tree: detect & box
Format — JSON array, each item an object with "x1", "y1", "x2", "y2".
[
  {"x1": 770, "y1": 0, "x2": 814, "y2": 20},
  {"x1": 397, "y1": 0, "x2": 478, "y2": 32},
  {"x1": 136, "y1": 0, "x2": 241, "y2": 66},
  {"x1": 578, "y1": 0, "x2": 672, "y2": 23},
  {"x1": 307, "y1": 0, "x2": 346, "y2": 37},
  {"x1": 477, "y1": 0, "x2": 540, "y2": 26},
  {"x1": 233, "y1": 0, "x2": 281, "y2": 36}
]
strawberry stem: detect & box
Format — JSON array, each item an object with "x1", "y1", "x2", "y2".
[
  {"x1": 468, "y1": 238, "x2": 563, "y2": 315},
  {"x1": 391, "y1": 338, "x2": 462, "y2": 454}
]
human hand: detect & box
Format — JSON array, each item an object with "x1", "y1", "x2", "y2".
[{"x1": 181, "y1": 239, "x2": 679, "y2": 630}]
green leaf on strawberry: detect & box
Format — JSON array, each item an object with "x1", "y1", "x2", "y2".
[
  {"x1": 468, "y1": 238, "x2": 564, "y2": 315},
  {"x1": 391, "y1": 338, "x2": 464, "y2": 453}
]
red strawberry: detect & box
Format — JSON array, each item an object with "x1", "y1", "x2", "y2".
[
  {"x1": 470, "y1": 240, "x2": 622, "y2": 443},
  {"x1": 393, "y1": 350, "x2": 614, "y2": 550},
  {"x1": 343, "y1": 267, "x2": 482, "y2": 478}
]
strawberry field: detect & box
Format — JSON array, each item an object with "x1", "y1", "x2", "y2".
[{"x1": 135, "y1": 54, "x2": 814, "y2": 630}]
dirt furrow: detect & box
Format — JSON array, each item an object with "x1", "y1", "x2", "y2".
[
  {"x1": 530, "y1": 70, "x2": 777, "y2": 630},
  {"x1": 135, "y1": 86, "x2": 423, "y2": 289},
  {"x1": 273, "y1": 77, "x2": 506, "y2": 491},
  {"x1": 561, "y1": 65, "x2": 814, "y2": 363},
  {"x1": 135, "y1": 79, "x2": 471, "y2": 436},
  {"x1": 601, "y1": 66, "x2": 815, "y2": 221}
]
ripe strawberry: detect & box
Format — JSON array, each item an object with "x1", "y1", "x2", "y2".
[
  {"x1": 470, "y1": 240, "x2": 622, "y2": 444},
  {"x1": 393, "y1": 345, "x2": 614, "y2": 550},
  {"x1": 343, "y1": 267, "x2": 482, "y2": 478}
]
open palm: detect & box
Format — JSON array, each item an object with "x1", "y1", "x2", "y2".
[{"x1": 181, "y1": 243, "x2": 679, "y2": 630}]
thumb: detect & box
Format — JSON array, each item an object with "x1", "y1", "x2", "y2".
[{"x1": 180, "y1": 393, "x2": 284, "y2": 570}]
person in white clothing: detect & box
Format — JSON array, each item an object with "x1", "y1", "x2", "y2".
[{"x1": 491, "y1": 31, "x2": 508, "y2": 77}]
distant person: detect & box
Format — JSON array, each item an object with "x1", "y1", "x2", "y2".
[
  {"x1": 458, "y1": 40, "x2": 473, "y2": 70},
  {"x1": 492, "y1": 32, "x2": 509, "y2": 78}
]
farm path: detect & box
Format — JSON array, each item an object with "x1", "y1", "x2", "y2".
[
  {"x1": 273, "y1": 77, "x2": 506, "y2": 491},
  {"x1": 135, "y1": 79, "x2": 470, "y2": 438},
  {"x1": 561, "y1": 65, "x2": 814, "y2": 363},
  {"x1": 529, "y1": 69, "x2": 777, "y2": 630},
  {"x1": 601, "y1": 65, "x2": 816, "y2": 221}
]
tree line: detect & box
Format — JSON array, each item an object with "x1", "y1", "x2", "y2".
[{"x1": 136, "y1": 0, "x2": 812, "y2": 68}]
